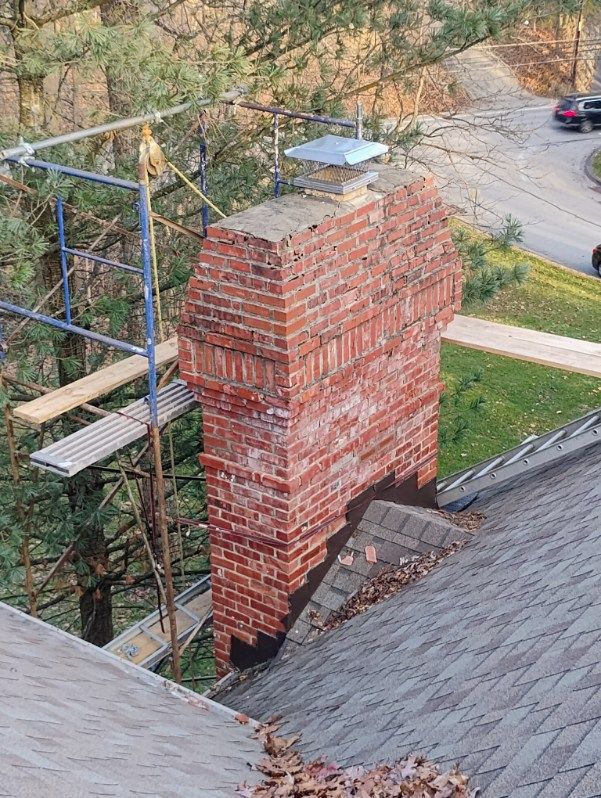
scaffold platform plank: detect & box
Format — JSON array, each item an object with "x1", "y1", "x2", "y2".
[
  {"x1": 13, "y1": 337, "x2": 178, "y2": 427},
  {"x1": 443, "y1": 316, "x2": 601, "y2": 378},
  {"x1": 30, "y1": 380, "x2": 196, "y2": 477},
  {"x1": 104, "y1": 577, "x2": 212, "y2": 670}
]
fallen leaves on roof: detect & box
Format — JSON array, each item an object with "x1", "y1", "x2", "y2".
[
  {"x1": 436, "y1": 510, "x2": 485, "y2": 532},
  {"x1": 238, "y1": 717, "x2": 475, "y2": 797},
  {"x1": 321, "y1": 539, "x2": 467, "y2": 632}
]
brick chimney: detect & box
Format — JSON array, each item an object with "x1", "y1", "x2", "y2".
[{"x1": 178, "y1": 164, "x2": 461, "y2": 673}]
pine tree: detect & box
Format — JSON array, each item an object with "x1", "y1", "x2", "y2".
[{"x1": 0, "y1": 0, "x2": 576, "y2": 648}]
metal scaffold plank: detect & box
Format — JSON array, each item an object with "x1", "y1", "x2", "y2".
[
  {"x1": 104, "y1": 577, "x2": 212, "y2": 670},
  {"x1": 13, "y1": 337, "x2": 178, "y2": 427},
  {"x1": 29, "y1": 380, "x2": 196, "y2": 477},
  {"x1": 442, "y1": 316, "x2": 601, "y2": 378}
]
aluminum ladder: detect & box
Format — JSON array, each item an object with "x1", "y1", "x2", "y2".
[
  {"x1": 437, "y1": 407, "x2": 601, "y2": 506},
  {"x1": 104, "y1": 577, "x2": 212, "y2": 670}
]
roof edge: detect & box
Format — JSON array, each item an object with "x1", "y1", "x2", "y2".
[{"x1": 0, "y1": 601, "x2": 257, "y2": 727}]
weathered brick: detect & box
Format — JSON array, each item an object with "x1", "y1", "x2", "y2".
[{"x1": 178, "y1": 164, "x2": 461, "y2": 673}]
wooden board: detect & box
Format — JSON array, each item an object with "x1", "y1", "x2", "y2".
[
  {"x1": 443, "y1": 316, "x2": 601, "y2": 378},
  {"x1": 13, "y1": 337, "x2": 179, "y2": 426}
]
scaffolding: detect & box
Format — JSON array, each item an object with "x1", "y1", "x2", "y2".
[{"x1": 0, "y1": 91, "x2": 365, "y2": 681}]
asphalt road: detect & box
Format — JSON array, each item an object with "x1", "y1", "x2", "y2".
[{"x1": 408, "y1": 103, "x2": 601, "y2": 276}]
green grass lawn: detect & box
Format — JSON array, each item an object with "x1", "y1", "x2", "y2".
[
  {"x1": 592, "y1": 150, "x2": 601, "y2": 181},
  {"x1": 439, "y1": 237, "x2": 601, "y2": 477}
]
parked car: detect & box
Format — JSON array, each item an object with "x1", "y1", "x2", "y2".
[
  {"x1": 554, "y1": 94, "x2": 601, "y2": 133},
  {"x1": 592, "y1": 244, "x2": 601, "y2": 273}
]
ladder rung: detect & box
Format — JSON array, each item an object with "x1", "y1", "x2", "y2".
[
  {"x1": 472, "y1": 455, "x2": 504, "y2": 478},
  {"x1": 504, "y1": 442, "x2": 536, "y2": 466},
  {"x1": 438, "y1": 468, "x2": 476, "y2": 492},
  {"x1": 537, "y1": 428, "x2": 568, "y2": 451},
  {"x1": 438, "y1": 407, "x2": 601, "y2": 506},
  {"x1": 569, "y1": 414, "x2": 600, "y2": 437}
]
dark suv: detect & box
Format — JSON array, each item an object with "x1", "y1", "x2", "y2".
[{"x1": 554, "y1": 94, "x2": 601, "y2": 132}]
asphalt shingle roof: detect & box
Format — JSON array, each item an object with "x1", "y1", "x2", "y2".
[
  {"x1": 0, "y1": 602, "x2": 261, "y2": 797},
  {"x1": 222, "y1": 442, "x2": 601, "y2": 797},
  {"x1": 284, "y1": 502, "x2": 473, "y2": 652}
]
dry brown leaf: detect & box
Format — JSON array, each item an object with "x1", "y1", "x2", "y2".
[
  {"x1": 240, "y1": 721, "x2": 475, "y2": 797},
  {"x1": 323, "y1": 539, "x2": 467, "y2": 632},
  {"x1": 365, "y1": 545, "x2": 377, "y2": 564},
  {"x1": 436, "y1": 509, "x2": 485, "y2": 532}
]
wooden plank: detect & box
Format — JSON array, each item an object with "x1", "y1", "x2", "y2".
[
  {"x1": 13, "y1": 337, "x2": 179, "y2": 426},
  {"x1": 443, "y1": 316, "x2": 601, "y2": 378}
]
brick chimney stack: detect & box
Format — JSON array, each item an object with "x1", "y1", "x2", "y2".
[{"x1": 178, "y1": 164, "x2": 461, "y2": 673}]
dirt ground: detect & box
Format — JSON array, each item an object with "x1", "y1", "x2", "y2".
[{"x1": 495, "y1": 25, "x2": 580, "y2": 98}]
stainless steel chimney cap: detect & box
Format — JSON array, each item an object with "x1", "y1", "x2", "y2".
[{"x1": 284, "y1": 134, "x2": 388, "y2": 166}]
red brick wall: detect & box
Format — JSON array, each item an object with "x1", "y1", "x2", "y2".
[{"x1": 178, "y1": 165, "x2": 461, "y2": 672}]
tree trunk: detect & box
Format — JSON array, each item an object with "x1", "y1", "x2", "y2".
[
  {"x1": 100, "y1": 0, "x2": 142, "y2": 166},
  {"x1": 17, "y1": 75, "x2": 44, "y2": 128},
  {"x1": 77, "y1": 502, "x2": 113, "y2": 646},
  {"x1": 80, "y1": 589, "x2": 113, "y2": 645},
  {"x1": 11, "y1": 12, "x2": 45, "y2": 130},
  {"x1": 61, "y1": 371, "x2": 114, "y2": 646},
  {"x1": 40, "y1": 250, "x2": 115, "y2": 646}
]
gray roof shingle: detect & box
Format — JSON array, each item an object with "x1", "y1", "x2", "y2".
[
  {"x1": 0, "y1": 602, "x2": 262, "y2": 797},
  {"x1": 222, "y1": 442, "x2": 601, "y2": 797},
  {"x1": 284, "y1": 502, "x2": 473, "y2": 652}
]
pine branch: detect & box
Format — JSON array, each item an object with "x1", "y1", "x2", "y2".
[
  {"x1": 337, "y1": 34, "x2": 493, "y2": 100},
  {"x1": 34, "y1": 0, "x2": 115, "y2": 26},
  {"x1": 150, "y1": 0, "x2": 189, "y2": 22}
]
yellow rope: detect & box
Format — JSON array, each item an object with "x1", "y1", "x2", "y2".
[
  {"x1": 139, "y1": 125, "x2": 165, "y2": 341},
  {"x1": 138, "y1": 127, "x2": 185, "y2": 582},
  {"x1": 165, "y1": 159, "x2": 227, "y2": 219}
]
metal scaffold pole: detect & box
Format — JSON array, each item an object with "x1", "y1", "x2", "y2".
[
  {"x1": 138, "y1": 139, "x2": 183, "y2": 685},
  {"x1": 0, "y1": 90, "x2": 243, "y2": 163}
]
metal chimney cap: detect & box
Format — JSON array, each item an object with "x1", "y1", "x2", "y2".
[{"x1": 284, "y1": 134, "x2": 388, "y2": 166}]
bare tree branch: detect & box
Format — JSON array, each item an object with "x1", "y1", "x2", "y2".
[{"x1": 35, "y1": 0, "x2": 115, "y2": 27}]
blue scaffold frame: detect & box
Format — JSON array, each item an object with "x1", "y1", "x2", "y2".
[
  {"x1": 0, "y1": 156, "x2": 160, "y2": 427},
  {"x1": 0, "y1": 98, "x2": 364, "y2": 424}
]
